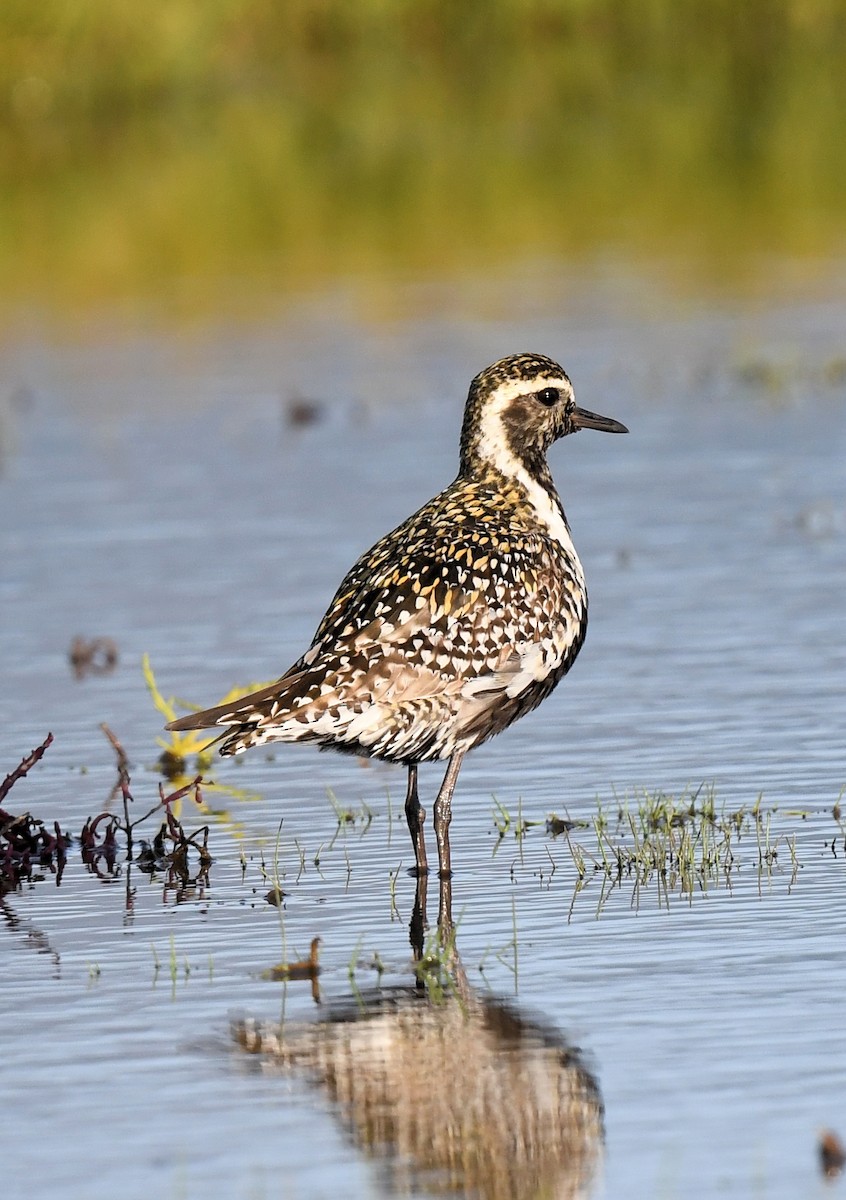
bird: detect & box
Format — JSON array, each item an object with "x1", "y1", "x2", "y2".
[{"x1": 166, "y1": 353, "x2": 627, "y2": 877}]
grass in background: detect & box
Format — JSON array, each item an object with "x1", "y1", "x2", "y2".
[{"x1": 1, "y1": 0, "x2": 845, "y2": 329}]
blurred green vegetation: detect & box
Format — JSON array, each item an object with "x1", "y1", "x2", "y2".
[{"x1": 1, "y1": 0, "x2": 845, "y2": 328}]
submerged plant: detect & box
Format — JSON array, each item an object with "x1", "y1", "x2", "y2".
[
  {"x1": 143, "y1": 652, "x2": 272, "y2": 779},
  {"x1": 143, "y1": 657, "x2": 267, "y2": 835},
  {"x1": 327, "y1": 787, "x2": 374, "y2": 833}
]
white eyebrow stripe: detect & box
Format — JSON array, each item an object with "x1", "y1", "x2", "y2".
[{"x1": 484, "y1": 375, "x2": 574, "y2": 409}]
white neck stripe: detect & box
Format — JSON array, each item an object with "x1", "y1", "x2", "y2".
[{"x1": 475, "y1": 385, "x2": 582, "y2": 570}]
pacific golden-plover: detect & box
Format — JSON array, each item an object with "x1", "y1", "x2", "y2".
[{"x1": 167, "y1": 353, "x2": 627, "y2": 876}]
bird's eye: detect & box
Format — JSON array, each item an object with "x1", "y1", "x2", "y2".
[{"x1": 537, "y1": 387, "x2": 559, "y2": 407}]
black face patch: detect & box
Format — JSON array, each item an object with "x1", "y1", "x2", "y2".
[
  {"x1": 459, "y1": 353, "x2": 574, "y2": 475},
  {"x1": 499, "y1": 393, "x2": 549, "y2": 459}
]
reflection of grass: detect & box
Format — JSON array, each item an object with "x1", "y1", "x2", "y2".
[
  {"x1": 490, "y1": 896, "x2": 520, "y2": 996},
  {"x1": 2, "y1": 1, "x2": 846, "y2": 326}
]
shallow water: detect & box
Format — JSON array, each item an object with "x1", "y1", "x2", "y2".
[{"x1": 2, "y1": 273, "x2": 846, "y2": 1198}]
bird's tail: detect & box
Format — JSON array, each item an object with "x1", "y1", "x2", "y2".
[{"x1": 165, "y1": 672, "x2": 310, "y2": 756}]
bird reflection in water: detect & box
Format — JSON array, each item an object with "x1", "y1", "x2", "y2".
[{"x1": 234, "y1": 874, "x2": 603, "y2": 1199}]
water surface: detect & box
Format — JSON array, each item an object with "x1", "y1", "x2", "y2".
[{"x1": 1, "y1": 278, "x2": 845, "y2": 1198}]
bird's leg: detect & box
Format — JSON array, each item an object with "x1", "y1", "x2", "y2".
[
  {"x1": 436, "y1": 870, "x2": 471, "y2": 1000},
  {"x1": 437, "y1": 871, "x2": 453, "y2": 944},
  {"x1": 404, "y1": 763, "x2": 428, "y2": 876},
  {"x1": 433, "y1": 750, "x2": 465, "y2": 879},
  {"x1": 409, "y1": 871, "x2": 429, "y2": 972}
]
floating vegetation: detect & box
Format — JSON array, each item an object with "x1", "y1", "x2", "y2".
[
  {"x1": 134, "y1": 804, "x2": 212, "y2": 890},
  {"x1": 546, "y1": 814, "x2": 577, "y2": 837},
  {"x1": 264, "y1": 884, "x2": 286, "y2": 907},
  {"x1": 95, "y1": 722, "x2": 209, "y2": 862}
]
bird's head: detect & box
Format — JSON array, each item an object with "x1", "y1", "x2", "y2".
[{"x1": 459, "y1": 352, "x2": 627, "y2": 478}]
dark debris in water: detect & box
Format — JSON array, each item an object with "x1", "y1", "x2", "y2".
[
  {"x1": 264, "y1": 884, "x2": 286, "y2": 907},
  {"x1": 819, "y1": 1129, "x2": 846, "y2": 1179},
  {"x1": 135, "y1": 803, "x2": 212, "y2": 886},
  {"x1": 546, "y1": 815, "x2": 576, "y2": 836},
  {"x1": 1, "y1": 727, "x2": 212, "y2": 899},
  {"x1": 1, "y1": 731, "x2": 53, "y2": 804},
  {"x1": 87, "y1": 731, "x2": 213, "y2": 892},
  {"x1": 284, "y1": 393, "x2": 326, "y2": 428},
  {"x1": 69, "y1": 635, "x2": 118, "y2": 679},
  {"x1": 1, "y1": 806, "x2": 70, "y2": 895},
  {"x1": 260, "y1": 936, "x2": 322, "y2": 982},
  {"x1": 0, "y1": 733, "x2": 67, "y2": 895}
]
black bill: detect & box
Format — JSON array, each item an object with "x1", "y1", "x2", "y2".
[{"x1": 571, "y1": 406, "x2": 629, "y2": 434}]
